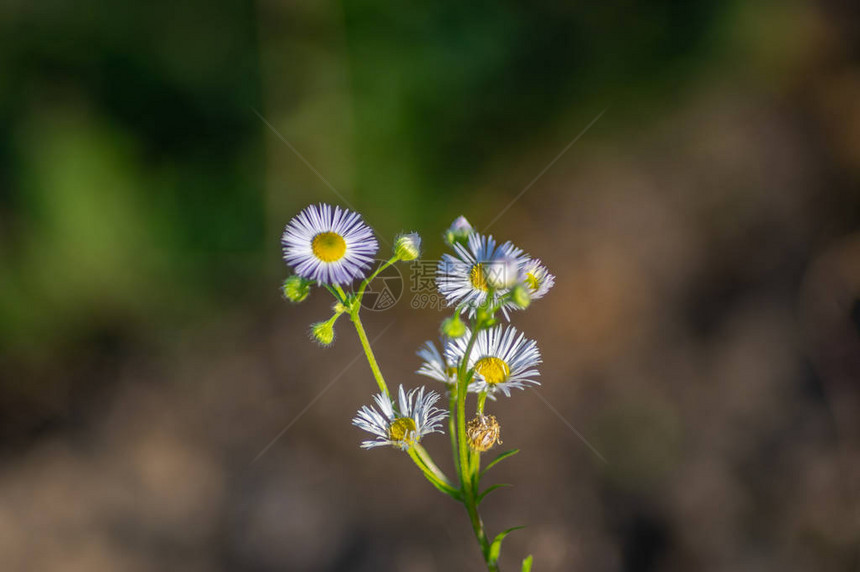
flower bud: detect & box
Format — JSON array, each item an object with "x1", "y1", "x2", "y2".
[
  {"x1": 475, "y1": 305, "x2": 496, "y2": 328},
  {"x1": 310, "y1": 320, "x2": 335, "y2": 346},
  {"x1": 332, "y1": 301, "x2": 346, "y2": 314},
  {"x1": 467, "y1": 414, "x2": 501, "y2": 452},
  {"x1": 485, "y1": 255, "x2": 520, "y2": 290},
  {"x1": 441, "y1": 315, "x2": 467, "y2": 338},
  {"x1": 511, "y1": 283, "x2": 531, "y2": 309},
  {"x1": 444, "y1": 216, "x2": 473, "y2": 247},
  {"x1": 394, "y1": 232, "x2": 421, "y2": 261},
  {"x1": 282, "y1": 275, "x2": 311, "y2": 303}
]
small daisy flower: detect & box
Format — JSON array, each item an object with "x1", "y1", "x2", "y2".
[
  {"x1": 447, "y1": 325, "x2": 541, "y2": 398},
  {"x1": 281, "y1": 203, "x2": 379, "y2": 285},
  {"x1": 352, "y1": 385, "x2": 448, "y2": 450},
  {"x1": 436, "y1": 233, "x2": 529, "y2": 319},
  {"x1": 521, "y1": 258, "x2": 555, "y2": 300},
  {"x1": 416, "y1": 336, "x2": 466, "y2": 386}
]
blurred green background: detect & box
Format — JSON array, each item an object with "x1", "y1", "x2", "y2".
[{"x1": 1, "y1": 1, "x2": 859, "y2": 571}]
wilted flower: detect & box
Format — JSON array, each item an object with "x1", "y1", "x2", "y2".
[{"x1": 467, "y1": 414, "x2": 502, "y2": 452}]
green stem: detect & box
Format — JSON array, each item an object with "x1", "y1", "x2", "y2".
[
  {"x1": 449, "y1": 389, "x2": 460, "y2": 482},
  {"x1": 408, "y1": 446, "x2": 460, "y2": 498},
  {"x1": 349, "y1": 310, "x2": 389, "y2": 397},
  {"x1": 456, "y1": 329, "x2": 492, "y2": 564},
  {"x1": 324, "y1": 284, "x2": 346, "y2": 304},
  {"x1": 356, "y1": 255, "x2": 399, "y2": 303},
  {"x1": 414, "y1": 444, "x2": 457, "y2": 490}
]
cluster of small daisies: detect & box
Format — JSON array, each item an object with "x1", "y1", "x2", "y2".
[{"x1": 280, "y1": 203, "x2": 553, "y2": 570}]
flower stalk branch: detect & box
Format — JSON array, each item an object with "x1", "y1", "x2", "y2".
[{"x1": 280, "y1": 206, "x2": 554, "y2": 571}]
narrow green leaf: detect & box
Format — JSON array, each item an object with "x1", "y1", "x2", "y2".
[
  {"x1": 488, "y1": 525, "x2": 526, "y2": 564},
  {"x1": 481, "y1": 449, "x2": 520, "y2": 477},
  {"x1": 477, "y1": 482, "x2": 512, "y2": 504},
  {"x1": 522, "y1": 554, "x2": 533, "y2": 572}
]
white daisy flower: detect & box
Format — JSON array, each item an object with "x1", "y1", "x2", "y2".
[
  {"x1": 352, "y1": 385, "x2": 448, "y2": 450},
  {"x1": 281, "y1": 203, "x2": 379, "y2": 285},
  {"x1": 521, "y1": 258, "x2": 555, "y2": 300},
  {"x1": 446, "y1": 326, "x2": 541, "y2": 398},
  {"x1": 436, "y1": 233, "x2": 529, "y2": 319},
  {"x1": 416, "y1": 336, "x2": 467, "y2": 386}
]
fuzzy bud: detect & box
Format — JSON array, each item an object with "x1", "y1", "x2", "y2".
[
  {"x1": 282, "y1": 275, "x2": 311, "y2": 303},
  {"x1": 394, "y1": 232, "x2": 421, "y2": 261},
  {"x1": 441, "y1": 315, "x2": 467, "y2": 338},
  {"x1": 310, "y1": 320, "x2": 336, "y2": 346},
  {"x1": 333, "y1": 301, "x2": 348, "y2": 315}
]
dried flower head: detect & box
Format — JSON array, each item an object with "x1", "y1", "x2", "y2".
[{"x1": 467, "y1": 414, "x2": 502, "y2": 452}]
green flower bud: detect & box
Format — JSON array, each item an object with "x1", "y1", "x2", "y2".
[
  {"x1": 441, "y1": 315, "x2": 467, "y2": 338},
  {"x1": 310, "y1": 320, "x2": 336, "y2": 346},
  {"x1": 444, "y1": 216, "x2": 473, "y2": 247},
  {"x1": 333, "y1": 301, "x2": 348, "y2": 315},
  {"x1": 511, "y1": 283, "x2": 531, "y2": 309},
  {"x1": 394, "y1": 232, "x2": 421, "y2": 261},
  {"x1": 282, "y1": 275, "x2": 311, "y2": 303}
]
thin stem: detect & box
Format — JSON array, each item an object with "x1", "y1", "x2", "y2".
[
  {"x1": 477, "y1": 392, "x2": 488, "y2": 415},
  {"x1": 456, "y1": 329, "x2": 492, "y2": 563},
  {"x1": 324, "y1": 284, "x2": 346, "y2": 304},
  {"x1": 349, "y1": 311, "x2": 389, "y2": 397},
  {"x1": 408, "y1": 447, "x2": 460, "y2": 498},
  {"x1": 449, "y1": 389, "x2": 460, "y2": 482},
  {"x1": 356, "y1": 255, "x2": 399, "y2": 303},
  {"x1": 334, "y1": 284, "x2": 349, "y2": 302},
  {"x1": 413, "y1": 444, "x2": 457, "y2": 490}
]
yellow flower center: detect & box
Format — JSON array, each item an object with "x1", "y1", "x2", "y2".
[
  {"x1": 474, "y1": 356, "x2": 510, "y2": 385},
  {"x1": 311, "y1": 231, "x2": 347, "y2": 262},
  {"x1": 525, "y1": 271, "x2": 540, "y2": 291},
  {"x1": 470, "y1": 263, "x2": 488, "y2": 291},
  {"x1": 388, "y1": 417, "x2": 417, "y2": 444},
  {"x1": 446, "y1": 366, "x2": 459, "y2": 380}
]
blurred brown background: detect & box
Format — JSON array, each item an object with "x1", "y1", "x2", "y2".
[{"x1": 1, "y1": 0, "x2": 860, "y2": 570}]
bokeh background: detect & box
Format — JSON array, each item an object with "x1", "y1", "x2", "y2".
[{"x1": 1, "y1": 1, "x2": 860, "y2": 570}]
